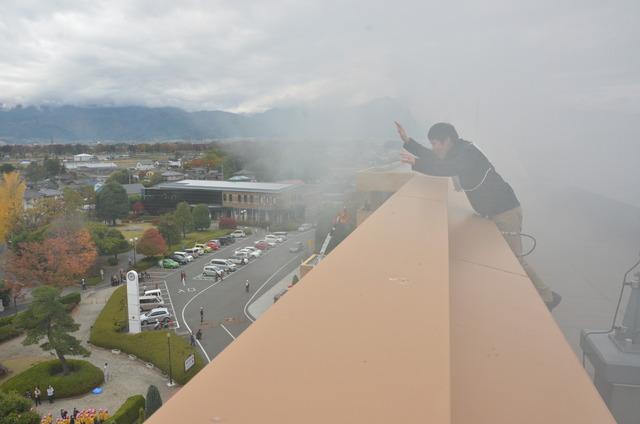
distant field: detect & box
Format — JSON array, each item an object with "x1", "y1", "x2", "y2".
[{"x1": 118, "y1": 222, "x2": 154, "y2": 240}]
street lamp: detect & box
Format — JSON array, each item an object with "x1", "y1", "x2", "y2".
[
  {"x1": 129, "y1": 237, "x2": 138, "y2": 265},
  {"x1": 166, "y1": 332, "x2": 174, "y2": 387}
]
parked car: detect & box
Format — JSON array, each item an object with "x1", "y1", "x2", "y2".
[
  {"x1": 232, "y1": 251, "x2": 251, "y2": 263},
  {"x1": 203, "y1": 265, "x2": 225, "y2": 278},
  {"x1": 289, "y1": 241, "x2": 303, "y2": 253},
  {"x1": 218, "y1": 236, "x2": 236, "y2": 246},
  {"x1": 273, "y1": 231, "x2": 288, "y2": 240},
  {"x1": 210, "y1": 258, "x2": 237, "y2": 272},
  {"x1": 266, "y1": 234, "x2": 284, "y2": 243},
  {"x1": 206, "y1": 240, "x2": 220, "y2": 250},
  {"x1": 298, "y1": 223, "x2": 313, "y2": 232},
  {"x1": 159, "y1": 258, "x2": 180, "y2": 269},
  {"x1": 185, "y1": 247, "x2": 201, "y2": 257},
  {"x1": 194, "y1": 243, "x2": 213, "y2": 253},
  {"x1": 227, "y1": 254, "x2": 249, "y2": 265},
  {"x1": 139, "y1": 295, "x2": 164, "y2": 311},
  {"x1": 143, "y1": 289, "x2": 162, "y2": 298},
  {"x1": 238, "y1": 246, "x2": 261, "y2": 258},
  {"x1": 254, "y1": 240, "x2": 270, "y2": 250},
  {"x1": 169, "y1": 254, "x2": 188, "y2": 265},
  {"x1": 140, "y1": 307, "x2": 171, "y2": 326},
  {"x1": 231, "y1": 229, "x2": 246, "y2": 238},
  {"x1": 174, "y1": 251, "x2": 193, "y2": 262}
]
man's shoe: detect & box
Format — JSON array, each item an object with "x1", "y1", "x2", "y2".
[{"x1": 546, "y1": 291, "x2": 562, "y2": 311}]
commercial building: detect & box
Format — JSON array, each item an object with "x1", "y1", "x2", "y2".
[{"x1": 143, "y1": 179, "x2": 305, "y2": 223}]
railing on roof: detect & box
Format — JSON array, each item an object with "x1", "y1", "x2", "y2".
[{"x1": 146, "y1": 167, "x2": 614, "y2": 424}]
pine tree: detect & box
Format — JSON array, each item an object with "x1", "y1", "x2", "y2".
[
  {"x1": 145, "y1": 385, "x2": 163, "y2": 418},
  {"x1": 174, "y1": 202, "x2": 193, "y2": 237},
  {"x1": 192, "y1": 204, "x2": 211, "y2": 231}
]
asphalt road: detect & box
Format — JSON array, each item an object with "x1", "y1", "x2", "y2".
[{"x1": 148, "y1": 229, "x2": 315, "y2": 362}]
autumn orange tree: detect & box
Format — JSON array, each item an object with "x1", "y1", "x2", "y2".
[
  {"x1": 6, "y1": 229, "x2": 97, "y2": 288},
  {"x1": 136, "y1": 228, "x2": 168, "y2": 258},
  {"x1": 0, "y1": 171, "x2": 26, "y2": 242}
]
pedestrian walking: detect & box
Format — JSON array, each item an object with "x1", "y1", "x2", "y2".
[
  {"x1": 33, "y1": 386, "x2": 41, "y2": 406},
  {"x1": 46, "y1": 385, "x2": 54, "y2": 404},
  {"x1": 81, "y1": 278, "x2": 86, "y2": 291},
  {"x1": 196, "y1": 329, "x2": 202, "y2": 340},
  {"x1": 181, "y1": 271, "x2": 186, "y2": 286},
  {"x1": 190, "y1": 333, "x2": 196, "y2": 346},
  {"x1": 200, "y1": 306, "x2": 204, "y2": 324},
  {"x1": 100, "y1": 268, "x2": 104, "y2": 281},
  {"x1": 245, "y1": 280, "x2": 250, "y2": 293},
  {"x1": 128, "y1": 257, "x2": 132, "y2": 267},
  {"x1": 103, "y1": 362, "x2": 110, "y2": 382}
]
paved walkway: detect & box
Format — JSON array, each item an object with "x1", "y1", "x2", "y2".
[
  {"x1": 248, "y1": 268, "x2": 300, "y2": 319},
  {"x1": 0, "y1": 286, "x2": 177, "y2": 419}
]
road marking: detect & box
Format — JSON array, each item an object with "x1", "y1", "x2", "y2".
[
  {"x1": 162, "y1": 280, "x2": 180, "y2": 330},
  {"x1": 243, "y1": 254, "x2": 302, "y2": 323},
  {"x1": 219, "y1": 324, "x2": 236, "y2": 340},
  {"x1": 180, "y1": 278, "x2": 224, "y2": 363}
]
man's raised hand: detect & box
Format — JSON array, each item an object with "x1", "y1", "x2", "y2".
[
  {"x1": 400, "y1": 151, "x2": 416, "y2": 166},
  {"x1": 394, "y1": 121, "x2": 410, "y2": 144}
]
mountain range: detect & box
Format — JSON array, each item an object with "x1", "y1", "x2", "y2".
[{"x1": 0, "y1": 98, "x2": 420, "y2": 143}]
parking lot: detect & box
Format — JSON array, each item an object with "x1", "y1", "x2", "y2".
[{"x1": 139, "y1": 228, "x2": 315, "y2": 361}]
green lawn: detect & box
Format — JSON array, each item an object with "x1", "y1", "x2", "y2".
[
  {"x1": 89, "y1": 286, "x2": 204, "y2": 385},
  {"x1": 118, "y1": 222, "x2": 154, "y2": 241}
]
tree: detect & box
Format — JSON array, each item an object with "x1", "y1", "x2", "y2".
[
  {"x1": 145, "y1": 385, "x2": 163, "y2": 418},
  {"x1": 0, "y1": 171, "x2": 26, "y2": 242},
  {"x1": 131, "y1": 201, "x2": 145, "y2": 215},
  {"x1": 174, "y1": 202, "x2": 193, "y2": 237},
  {"x1": 137, "y1": 407, "x2": 145, "y2": 424},
  {"x1": 0, "y1": 163, "x2": 15, "y2": 174},
  {"x1": 24, "y1": 162, "x2": 46, "y2": 182},
  {"x1": 62, "y1": 187, "x2": 84, "y2": 212},
  {"x1": 43, "y1": 157, "x2": 63, "y2": 177},
  {"x1": 157, "y1": 213, "x2": 181, "y2": 246},
  {"x1": 96, "y1": 182, "x2": 129, "y2": 225},
  {"x1": 6, "y1": 229, "x2": 97, "y2": 288},
  {"x1": 0, "y1": 391, "x2": 40, "y2": 424},
  {"x1": 291, "y1": 275, "x2": 299, "y2": 285},
  {"x1": 192, "y1": 204, "x2": 211, "y2": 230},
  {"x1": 15, "y1": 286, "x2": 89, "y2": 375},
  {"x1": 89, "y1": 223, "x2": 130, "y2": 260},
  {"x1": 136, "y1": 228, "x2": 167, "y2": 258},
  {"x1": 19, "y1": 197, "x2": 65, "y2": 230},
  {"x1": 107, "y1": 169, "x2": 130, "y2": 185}
]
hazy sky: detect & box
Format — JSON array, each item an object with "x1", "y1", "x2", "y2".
[{"x1": 1, "y1": 0, "x2": 639, "y2": 117}]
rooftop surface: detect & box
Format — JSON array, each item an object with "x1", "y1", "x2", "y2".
[
  {"x1": 146, "y1": 172, "x2": 614, "y2": 423},
  {"x1": 148, "y1": 179, "x2": 300, "y2": 193}
]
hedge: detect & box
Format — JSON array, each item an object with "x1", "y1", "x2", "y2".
[
  {"x1": 89, "y1": 286, "x2": 204, "y2": 385},
  {"x1": 0, "y1": 360, "x2": 103, "y2": 399},
  {"x1": 60, "y1": 292, "x2": 81, "y2": 310},
  {"x1": 104, "y1": 395, "x2": 145, "y2": 424},
  {"x1": 0, "y1": 324, "x2": 22, "y2": 343}
]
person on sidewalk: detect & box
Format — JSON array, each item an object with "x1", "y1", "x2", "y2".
[
  {"x1": 81, "y1": 278, "x2": 86, "y2": 291},
  {"x1": 200, "y1": 306, "x2": 204, "y2": 324},
  {"x1": 196, "y1": 329, "x2": 202, "y2": 340},
  {"x1": 190, "y1": 333, "x2": 196, "y2": 346},
  {"x1": 395, "y1": 121, "x2": 562, "y2": 311},
  {"x1": 100, "y1": 268, "x2": 104, "y2": 281},
  {"x1": 103, "y1": 362, "x2": 110, "y2": 382},
  {"x1": 46, "y1": 385, "x2": 54, "y2": 403},
  {"x1": 33, "y1": 386, "x2": 41, "y2": 406},
  {"x1": 245, "y1": 280, "x2": 250, "y2": 293}
]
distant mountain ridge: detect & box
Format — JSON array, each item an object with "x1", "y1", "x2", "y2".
[{"x1": 0, "y1": 98, "x2": 420, "y2": 143}]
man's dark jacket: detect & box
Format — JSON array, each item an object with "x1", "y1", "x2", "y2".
[{"x1": 404, "y1": 138, "x2": 520, "y2": 217}]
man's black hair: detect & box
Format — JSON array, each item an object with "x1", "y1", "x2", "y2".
[{"x1": 427, "y1": 122, "x2": 459, "y2": 141}]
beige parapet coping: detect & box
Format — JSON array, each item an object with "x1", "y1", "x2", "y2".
[{"x1": 147, "y1": 173, "x2": 614, "y2": 424}]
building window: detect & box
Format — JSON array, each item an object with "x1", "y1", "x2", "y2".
[
  {"x1": 243, "y1": 194, "x2": 248, "y2": 203},
  {"x1": 223, "y1": 193, "x2": 227, "y2": 201},
  {"x1": 250, "y1": 195, "x2": 254, "y2": 203}
]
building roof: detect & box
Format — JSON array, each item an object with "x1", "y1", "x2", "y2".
[
  {"x1": 64, "y1": 162, "x2": 117, "y2": 169},
  {"x1": 161, "y1": 171, "x2": 184, "y2": 177},
  {"x1": 121, "y1": 183, "x2": 145, "y2": 196},
  {"x1": 147, "y1": 172, "x2": 614, "y2": 424},
  {"x1": 73, "y1": 153, "x2": 95, "y2": 158},
  {"x1": 149, "y1": 179, "x2": 300, "y2": 193}
]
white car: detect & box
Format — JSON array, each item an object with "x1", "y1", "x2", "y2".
[
  {"x1": 273, "y1": 231, "x2": 288, "y2": 241},
  {"x1": 240, "y1": 246, "x2": 261, "y2": 258},
  {"x1": 210, "y1": 258, "x2": 237, "y2": 272},
  {"x1": 174, "y1": 251, "x2": 193, "y2": 262},
  {"x1": 203, "y1": 265, "x2": 225, "y2": 278},
  {"x1": 140, "y1": 307, "x2": 171, "y2": 326},
  {"x1": 184, "y1": 247, "x2": 200, "y2": 257},
  {"x1": 298, "y1": 223, "x2": 313, "y2": 232},
  {"x1": 231, "y1": 230, "x2": 246, "y2": 238},
  {"x1": 227, "y1": 254, "x2": 249, "y2": 265},
  {"x1": 265, "y1": 234, "x2": 284, "y2": 243}
]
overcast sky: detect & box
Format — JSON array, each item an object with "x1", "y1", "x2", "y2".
[{"x1": 1, "y1": 0, "x2": 639, "y2": 116}]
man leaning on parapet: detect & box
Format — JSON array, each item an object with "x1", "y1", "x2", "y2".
[{"x1": 394, "y1": 121, "x2": 561, "y2": 311}]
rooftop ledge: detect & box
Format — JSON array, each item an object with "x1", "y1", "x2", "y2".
[{"x1": 147, "y1": 168, "x2": 614, "y2": 423}]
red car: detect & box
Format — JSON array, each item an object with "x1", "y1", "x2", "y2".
[
  {"x1": 254, "y1": 240, "x2": 270, "y2": 250},
  {"x1": 207, "y1": 240, "x2": 221, "y2": 250}
]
